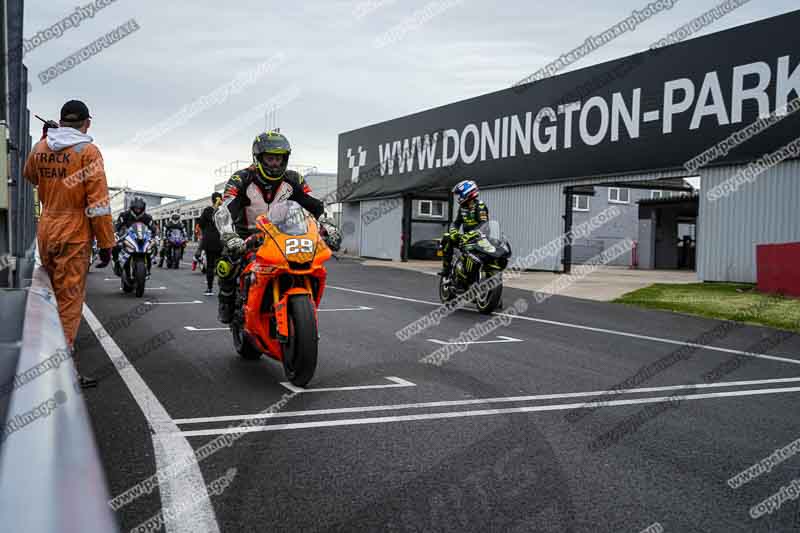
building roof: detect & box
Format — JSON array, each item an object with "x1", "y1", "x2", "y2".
[
  {"x1": 108, "y1": 187, "x2": 185, "y2": 200},
  {"x1": 638, "y1": 192, "x2": 700, "y2": 205}
]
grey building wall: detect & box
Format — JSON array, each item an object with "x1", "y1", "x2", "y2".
[
  {"x1": 571, "y1": 186, "x2": 653, "y2": 266},
  {"x1": 359, "y1": 198, "x2": 402, "y2": 260},
  {"x1": 479, "y1": 170, "x2": 691, "y2": 271},
  {"x1": 698, "y1": 160, "x2": 800, "y2": 283},
  {"x1": 411, "y1": 198, "x2": 448, "y2": 244},
  {"x1": 304, "y1": 172, "x2": 336, "y2": 201},
  {"x1": 344, "y1": 173, "x2": 698, "y2": 269},
  {"x1": 340, "y1": 202, "x2": 361, "y2": 256}
]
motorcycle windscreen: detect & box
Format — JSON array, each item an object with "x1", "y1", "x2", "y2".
[
  {"x1": 477, "y1": 220, "x2": 501, "y2": 240},
  {"x1": 131, "y1": 222, "x2": 148, "y2": 240},
  {"x1": 266, "y1": 201, "x2": 308, "y2": 236}
]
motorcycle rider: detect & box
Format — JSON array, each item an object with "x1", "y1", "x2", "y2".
[
  {"x1": 195, "y1": 192, "x2": 224, "y2": 295},
  {"x1": 159, "y1": 213, "x2": 187, "y2": 268},
  {"x1": 113, "y1": 196, "x2": 156, "y2": 276},
  {"x1": 440, "y1": 179, "x2": 489, "y2": 276},
  {"x1": 216, "y1": 130, "x2": 324, "y2": 324}
]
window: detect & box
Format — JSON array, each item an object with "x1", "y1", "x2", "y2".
[
  {"x1": 573, "y1": 195, "x2": 590, "y2": 211},
  {"x1": 608, "y1": 187, "x2": 630, "y2": 203},
  {"x1": 418, "y1": 200, "x2": 445, "y2": 217}
]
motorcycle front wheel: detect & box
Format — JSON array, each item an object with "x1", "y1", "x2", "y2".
[
  {"x1": 133, "y1": 258, "x2": 147, "y2": 298},
  {"x1": 475, "y1": 272, "x2": 503, "y2": 314},
  {"x1": 281, "y1": 294, "x2": 318, "y2": 387},
  {"x1": 438, "y1": 274, "x2": 455, "y2": 303}
]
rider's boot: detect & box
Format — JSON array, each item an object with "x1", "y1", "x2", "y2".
[{"x1": 218, "y1": 288, "x2": 235, "y2": 324}]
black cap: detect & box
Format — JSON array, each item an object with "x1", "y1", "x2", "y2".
[{"x1": 60, "y1": 100, "x2": 91, "y2": 121}]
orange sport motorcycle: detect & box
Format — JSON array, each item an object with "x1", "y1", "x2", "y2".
[{"x1": 215, "y1": 200, "x2": 332, "y2": 386}]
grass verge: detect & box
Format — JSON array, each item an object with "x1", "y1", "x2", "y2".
[{"x1": 614, "y1": 283, "x2": 800, "y2": 333}]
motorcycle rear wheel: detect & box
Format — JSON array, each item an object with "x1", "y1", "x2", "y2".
[
  {"x1": 282, "y1": 295, "x2": 318, "y2": 387},
  {"x1": 134, "y1": 259, "x2": 147, "y2": 298}
]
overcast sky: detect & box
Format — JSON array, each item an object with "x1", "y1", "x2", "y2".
[{"x1": 22, "y1": 0, "x2": 797, "y2": 200}]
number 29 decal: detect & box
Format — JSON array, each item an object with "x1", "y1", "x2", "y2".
[{"x1": 285, "y1": 238, "x2": 314, "y2": 255}]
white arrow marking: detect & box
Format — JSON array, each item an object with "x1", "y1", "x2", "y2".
[
  {"x1": 427, "y1": 335, "x2": 523, "y2": 346},
  {"x1": 280, "y1": 376, "x2": 415, "y2": 393}
]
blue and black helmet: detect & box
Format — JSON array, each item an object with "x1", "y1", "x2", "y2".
[{"x1": 452, "y1": 180, "x2": 479, "y2": 205}]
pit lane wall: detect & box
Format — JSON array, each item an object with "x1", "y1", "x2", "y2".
[{"x1": 0, "y1": 244, "x2": 120, "y2": 532}]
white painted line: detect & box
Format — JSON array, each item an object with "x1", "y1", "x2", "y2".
[
  {"x1": 328, "y1": 285, "x2": 800, "y2": 366},
  {"x1": 145, "y1": 300, "x2": 204, "y2": 305},
  {"x1": 175, "y1": 385, "x2": 800, "y2": 436},
  {"x1": 327, "y1": 285, "x2": 439, "y2": 306},
  {"x1": 104, "y1": 278, "x2": 117, "y2": 281},
  {"x1": 182, "y1": 308, "x2": 373, "y2": 331},
  {"x1": 491, "y1": 311, "x2": 800, "y2": 366},
  {"x1": 427, "y1": 335, "x2": 523, "y2": 346},
  {"x1": 174, "y1": 376, "x2": 800, "y2": 425},
  {"x1": 146, "y1": 286, "x2": 169, "y2": 291},
  {"x1": 279, "y1": 376, "x2": 416, "y2": 393},
  {"x1": 318, "y1": 306, "x2": 373, "y2": 312},
  {"x1": 82, "y1": 304, "x2": 220, "y2": 533}
]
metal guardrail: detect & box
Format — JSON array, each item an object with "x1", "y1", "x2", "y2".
[{"x1": 0, "y1": 244, "x2": 120, "y2": 532}]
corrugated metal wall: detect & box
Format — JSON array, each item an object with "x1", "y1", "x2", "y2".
[
  {"x1": 359, "y1": 198, "x2": 402, "y2": 260},
  {"x1": 699, "y1": 160, "x2": 800, "y2": 283},
  {"x1": 340, "y1": 202, "x2": 361, "y2": 256},
  {"x1": 480, "y1": 170, "x2": 691, "y2": 271}
]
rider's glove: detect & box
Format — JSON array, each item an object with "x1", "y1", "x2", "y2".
[{"x1": 223, "y1": 233, "x2": 245, "y2": 255}]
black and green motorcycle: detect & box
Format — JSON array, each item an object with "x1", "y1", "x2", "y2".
[{"x1": 439, "y1": 220, "x2": 512, "y2": 314}]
